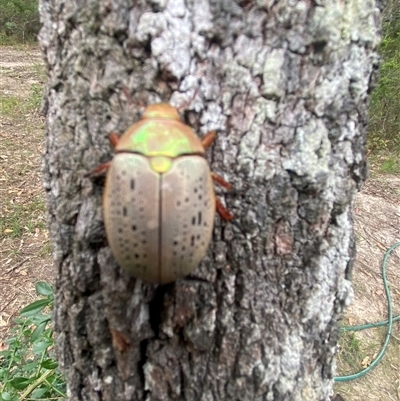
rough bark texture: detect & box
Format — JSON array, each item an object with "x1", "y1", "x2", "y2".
[{"x1": 38, "y1": 1, "x2": 383, "y2": 400}]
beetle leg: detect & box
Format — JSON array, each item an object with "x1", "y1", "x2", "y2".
[
  {"x1": 212, "y1": 172, "x2": 232, "y2": 189},
  {"x1": 216, "y1": 197, "x2": 234, "y2": 221},
  {"x1": 88, "y1": 161, "x2": 111, "y2": 176},
  {"x1": 201, "y1": 130, "x2": 217, "y2": 148},
  {"x1": 216, "y1": 198, "x2": 246, "y2": 234},
  {"x1": 109, "y1": 132, "x2": 120, "y2": 148}
]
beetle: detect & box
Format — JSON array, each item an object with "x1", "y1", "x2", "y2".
[{"x1": 93, "y1": 103, "x2": 233, "y2": 284}]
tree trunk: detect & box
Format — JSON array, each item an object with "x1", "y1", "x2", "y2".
[{"x1": 38, "y1": 1, "x2": 383, "y2": 400}]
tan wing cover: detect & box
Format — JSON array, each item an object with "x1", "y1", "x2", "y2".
[
  {"x1": 103, "y1": 153, "x2": 160, "y2": 282},
  {"x1": 160, "y1": 156, "x2": 216, "y2": 283},
  {"x1": 103, "y1": 153, "x2": 215, "y2": 283}
]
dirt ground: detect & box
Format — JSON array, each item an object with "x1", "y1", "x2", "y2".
[
  {"x1": 0, "y1": 46, "x2": 51, "y2": 342},
  {"x1": 335, "y1": 175, "x2": 400, "y2": 400},
  {"x1": 0, "y1": 46, "x2": 399, "y2": 401}
]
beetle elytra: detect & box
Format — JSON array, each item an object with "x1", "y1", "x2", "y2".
[{"x1": 93, "y1": 104, "x2": 233, "y2": 284}]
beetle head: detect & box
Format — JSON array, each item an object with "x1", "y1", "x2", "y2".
[{"x1": 142, "y1": 104, "x2": 181, "y2": 121}]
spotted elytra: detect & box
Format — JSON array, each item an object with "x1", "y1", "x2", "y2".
[{"x1": 93, "y1": 103, "x2": 234, "y2": 284}]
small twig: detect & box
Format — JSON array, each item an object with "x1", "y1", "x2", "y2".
[
  {"x1": 0, "y1": 298, "x2": 13, "y2": 313},
  {"x1": 6, "y1": 258, "x2": 29, "y2": 274}
]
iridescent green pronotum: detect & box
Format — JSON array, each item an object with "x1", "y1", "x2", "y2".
[{"x1": 94, "y1": 104, "x2": 233, "y2": 284}]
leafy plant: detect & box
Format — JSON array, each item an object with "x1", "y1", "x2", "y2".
[
  {"x1": 368, "y1": 0, "x2": 400, "y2": 156},
  {"x1": 0, "y1": 0, "x2": 40, "y2": 44},
  {"x1": 0, "y1": 282, "x2": 66, "y2": 400}
]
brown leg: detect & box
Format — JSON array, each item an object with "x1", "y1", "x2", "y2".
[
  {"x1": 109, "y1": 132, "x2": 120, "y2": 148},
  {"x1": 216, "y1": 198, "x2": 234, "y2": 221},
  {"x1": 212, "y1": 172, "x2": 232, "y2": 189},
  {"x1": 201, "y1": 130, "x2": 216, "y2": 148},
  {"x1": 87, "y1": 161, "x2": 111, "y2": 176}
]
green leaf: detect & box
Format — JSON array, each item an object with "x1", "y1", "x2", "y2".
[
  {"x1": 9, "y1": 376, "x2": 33, "y2": 390},
  {"x1": 31, "y1": 314, "x2": 52, "y2": 326},
  {"x1": 44, "y1": 373, "x2": 56, "y2": 383},
  {"x1": 12, "y1": 355, "x2": 22, "y2": 363},
  {"x1": 5, "y1": 337, "x2": 17, "y2": 345},
  {"x1": 32, "y1": 340, "x2": 52, "y2": 354},
  {"x1": 1, "y1": 392, "x2": 12, "y2": 400},
  {"x1": 31, "y1": 321, "x2": 47, "y2": 342},
  {"x1": 35, "y1": 282, "x2": 53, "y2": 297},
  {"x1": 0, "y1": 350, "x2": 12, "y2": 358},
  {"x1": 31, "y1": 387, "x2": 48, "y2": 399},
  {"x1": 22, "y1": 361, "x2": 38, "y2": 372},
  {"x1": 41, "y1": 359, "x2": 58, "y2": 369},
  {"x1": 22, "y1": 329, "x2": 32, "y2": 337},
  {"x1": 20, "y1": 299, "x2": 51, "y2": 317}
]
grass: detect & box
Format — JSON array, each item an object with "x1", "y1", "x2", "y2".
[
  {"x1": 379, "y1": 156, "x2": 400, "y2": 174},
  {"x1": 368, "y1": 153, "x2": 400, "y2": 175},
  {"x1": 0, "y1": 82, "x2": 43, "y2": 118},
  {"x1": 27, "y1": 82, "x2": 43, "y2": 110},
  {"x1": 0, "y1": 74, "x2": 46, "y2": 239},
  {"x1": 0, "y1": 35, "x2": 38, "y2": 46},
  {"x1": 31, "y1": 62, "x2": 47, "y2": 82},
  {"x1": 0, "y1": 197, "x2": 46, "y2": 239},
  {"x1": 335, "y1": 329, "x2": 400, "y2": 398},
  {"x1": 336, "y1": 327, "x2": 391, "y2": 378},
  {"x1": 39, "y1": 242, "x2": 52, "y2": 257},
  {"x1": 0, "y1": 95, "x2": 20, "y2": 115},
  {"x1": 337, "y1": 331, "x2": 364, "y2": 373}
]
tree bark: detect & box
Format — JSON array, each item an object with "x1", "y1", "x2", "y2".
[{"x1": 38, "y1": 1, "x2": 383, "y2": 400}]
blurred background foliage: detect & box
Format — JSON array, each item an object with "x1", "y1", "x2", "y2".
[
  {"x1": 368, "y1": 0, "x2": 400, "y2": 172},
  {"x1": 0, "y1": 0, "x2": 40, "y2": 44},
  {"x1": 0, "y1": 0, "x2": 398, "y2": 171}
]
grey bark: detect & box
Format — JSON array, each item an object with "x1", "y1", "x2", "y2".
[{"x1": 38, "y1": 1, "x2": 383, "y2": 400}]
